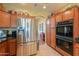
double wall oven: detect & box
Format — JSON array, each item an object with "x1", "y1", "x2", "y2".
[{"x1": 56, "y1": 19, "x2": 73, "y2": 55}]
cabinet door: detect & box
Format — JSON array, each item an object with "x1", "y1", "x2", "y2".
[
  {"x1": 11, "y1": 14, "x2": 17, "y2": 27},
  {"x1": 74, "y1": 44, "x2": 79, "y2": 56},
  {"x1": 50, "y1": 28, "x2": 56, "y2": 48},
  {"x1": 46, "y1": 28, "x2": 51, "y2": 46},
  {"x1": 50, "y1": 16, "x2": 56, "y2": 48},
  {"x1": 56, "y1": 13, "x2": 63, "y2": 22},
  {"x1": 50, "y1": 16, "x2": 56, "y2": 28},
  {"x1": 63, "y1": 8, "x2": 74, "y2": 21},
  {"x1": 0, "y1": 41, "x2": 8, "y2": 56},
  {"x1": 8, "y1": 39, "x2": 17, "y2": 56},
  {"x1": 73, "y1": 7, "x2": 79, "y2": 56},
  {"x1": 0, "y1": 4, "x2": 4, "y2": 11},
  {"x1": 0, "y1": 11, "x2": 10, "y2": 27},
  {"x1": 46, "y1": 20, "x2": 51, "y2": 46}
]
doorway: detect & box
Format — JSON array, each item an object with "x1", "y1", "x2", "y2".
[{"x1": 38, "y1": 22, "x2": 46, "y2": 45}]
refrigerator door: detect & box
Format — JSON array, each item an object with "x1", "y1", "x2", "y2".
[{"x1": 17, "y1": 18, "x2": 37, "y2": 56}]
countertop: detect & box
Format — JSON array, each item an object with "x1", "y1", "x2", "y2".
[{"x1": 0, "y1": 37, "x2": 16, "y2": 44}]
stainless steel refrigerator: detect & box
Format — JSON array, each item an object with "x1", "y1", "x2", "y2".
[{"x1": 17, "y1": 18, "x2": 37, "y2": 56}]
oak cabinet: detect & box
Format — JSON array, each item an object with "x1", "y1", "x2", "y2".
[
  {"x1": 0, "y1": 4, "x2": 4, "y2": 11},
  {"x1": 50, "y1": 16, "x2": 56, "y2": 28},
  {"x1": 50, "y1": 28, "x2": 56, "y2": 48},
  {"x1": 0, "y1": 11, "x2": 10, "y2": 27},
  {"x1": 63, "y1": 8, "x2": 74, "y2": 21},
  {"x1": 10, "y1": 14, "x2": 17, "y2": 27},
  {"x1": 73, "y1": 6, "x2": 79, "y2": 56},
  {"x1": 56, "y1": 13, "x2": 63, "y2": 22},
  {"x1": 74, "y1": 44, "x2": 79, "y2": 56},
  {"x1": 50, "y1": 16, "x2": 56, "y2": 48},
  {"x1": 0, "y1": 41, "x2": 8, "y2": 56},
  {"x1": 7, "y1": 39, "x2": 17, "y2": 56},
  {"x1": 46, "y1": 20, "x2": 51, "y2": 46}
]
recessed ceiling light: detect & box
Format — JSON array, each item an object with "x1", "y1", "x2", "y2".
[{"x1": 43, "y1": 5, "x2": 46, "y2": 9}]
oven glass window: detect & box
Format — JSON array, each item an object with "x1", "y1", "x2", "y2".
[{"x1": 56, "y1": 27, "x2": 64, "y2": 36}]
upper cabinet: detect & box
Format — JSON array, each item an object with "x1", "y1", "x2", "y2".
[
  {"x1": 0, "y1": 4, "x2": 5, "y2": 11},
  {"x1": 50, "y1": 16, "x2": 56, "y2": 28},
  {"x1": 10, "y1": 14, "x2": 17, "y2": 27},
  {"x1": 63, "y1": 8, "x2": 74, "y2": 21},
  {"x1": 0, "y1": 11, "x2": 10, "y2": 27},
  {"x1": 56, "y1": 13, "x2": 63, "y2": 22}
]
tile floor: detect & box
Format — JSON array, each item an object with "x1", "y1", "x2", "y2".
[
  {"x1": 17, "y1": 42, "x2": 61, "y2": 56},
  {"x1": 36, "y1": 44, "x2": 61, "y2": 56}
]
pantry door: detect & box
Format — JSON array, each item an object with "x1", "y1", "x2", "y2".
[{"x1": 73, "y1": 6, "x2": 79, "y2": 56}]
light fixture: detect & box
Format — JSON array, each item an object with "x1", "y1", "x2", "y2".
[{"x1": 43, "y1": 5, "x2": 46, "y2": 9}]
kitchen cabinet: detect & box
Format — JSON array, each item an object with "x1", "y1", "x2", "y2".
[
  {"x1": 50, "y1": 16, "x2": 56, "y2": 28},
  {"x1": 55, "y1": 6, "x2": 79, "y2": 56},
  {"x1": 0, "y1": 41, "x2": 8, "y2": 56},
  {"x1": 63, "y1": 7, "x2": 74, "y2": 21},
  {"x1": 56, "y1": 13, "x2": 63, "y2": 22},
  {"x1": 50, "y1": 16, "x2": 56, "y2": 48},
  {"x1": 46, "y1": 19, "x2": 51, "y2": 46},
  {"x1": 73, "y1": 6, "x2": 79, "y2": 56},
  {"x1": 7, "y1": 39, "x2": 17, "y2": 56},
  {"x1": 74, "y1": 44, "x2": 79, "y2": 56},
  {"x1": 0, "y1": 11, "x2": 10, "y2": 27},
  {"x1": 50, "y1": 28, "x2": 56, "y2": 48},
  {"x1": 10, "y1": 14, "x2": 17, "y2": 27},
  {"x1": 0, "y1": 4, "x2": 4, "y2": 11}
]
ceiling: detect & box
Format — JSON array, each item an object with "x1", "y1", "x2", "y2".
[{"x1": 3, "y1": 3, "x2": 79, "y2": 19}]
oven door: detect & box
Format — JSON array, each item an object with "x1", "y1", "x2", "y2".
[{"x1": 56, "y1": 37, "x2": 73, "y2": 55}]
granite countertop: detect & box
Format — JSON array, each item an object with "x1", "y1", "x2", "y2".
[
  {"x1": 0, "y1": 37, "x2": 16, "y2": 43},
  {"x1": 0, "y1": 37, "x2": 7, "y2": 43}
]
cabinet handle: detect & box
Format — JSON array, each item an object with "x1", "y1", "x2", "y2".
[{"x1": 75, "y1": 37, "x2": 79, "y2": 43}]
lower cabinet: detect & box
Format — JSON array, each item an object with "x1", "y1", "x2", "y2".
[
  {"x1": 0, "y1": 41, "x2": 8, "y2": 56},
  {"x1": 0, "y1": 39, "x2": 17, "y2": 56},
  {"x1": 74, "y1": 44, "x2": 79, "y2": 56},
  {"x1": 7, "y1": 39, "x2": 17, "y2": 56}
]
